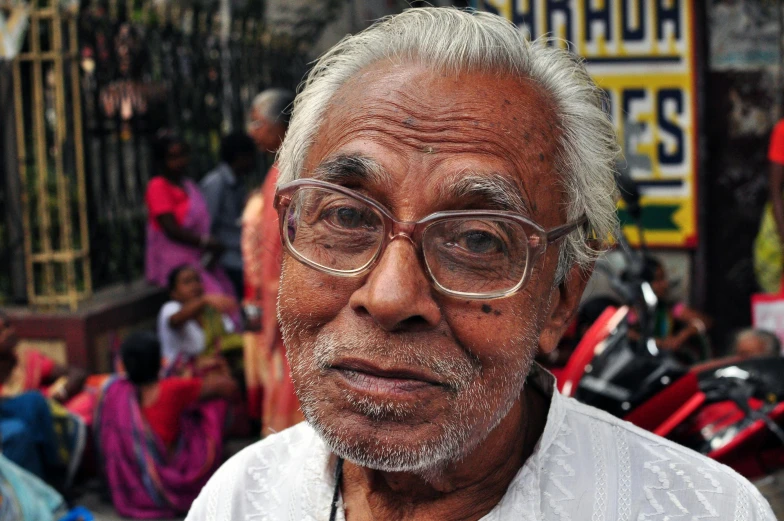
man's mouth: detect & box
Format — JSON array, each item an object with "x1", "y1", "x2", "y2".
[{"x1": 330, "y1": 359, "x2": 443, "y2": 396}]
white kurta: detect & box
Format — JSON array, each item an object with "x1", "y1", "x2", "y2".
[{"x1": 187, "y1": 366, "x2": 775, "y2": 521}]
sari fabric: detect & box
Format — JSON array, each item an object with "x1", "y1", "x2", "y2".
[
  {"x1": 0, "y1": 350, "x2": 97, "y2": 426},
  {"x1": 241, "y1": 166, "x2": 303, "y2": 434},
  {"x1": 94, "y1": 377, "x2": 225, "y2": 519},
  {"x1": 0, "y1": 453, "x2": 66, "y2": 521},
  {"x1": 754, "y1": 200, "x2": 783, "y2": 294},
  {"x1": 145, "y1": 177, "x2": 235, "y2": 298},
  {"x1": 0, "y1": 391, "x2": 85, "y2": 490}
]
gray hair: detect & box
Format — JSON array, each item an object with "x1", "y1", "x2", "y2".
[
  {"x1": 277, "y1": 7, "x2": 619, "y2": 282},
  {"x1": 250, "y1": 88, "x2": 295, "y2": 126},
  {"x1": 735, "y1": 329, "x2": 781, "y2": 356}
]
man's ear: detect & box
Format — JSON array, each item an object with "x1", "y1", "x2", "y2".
[{"x1": 538, "y1": 262, "x2": 594, "y2": 355}]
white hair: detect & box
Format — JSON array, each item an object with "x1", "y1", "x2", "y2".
[
  {"x1": 277, "y1": 7, "x2": 619, "y2": 282},
  {"x1": 250, "y1": 88, "x2": 295, "y2": 125},
  {"x1": 735, "y1": 328, "x2": 781, "y2": 356}
]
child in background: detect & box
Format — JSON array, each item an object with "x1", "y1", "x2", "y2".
[{"x1": 158, "y1": 265, "x2": 243, "y2": 377}]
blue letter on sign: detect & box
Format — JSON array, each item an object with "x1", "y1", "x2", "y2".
[
  {"x1": 546, "y1": 0, "x2": 574, "y2": 49},
  {"x1": 658, "y1": 89, "x2": 684, "y2": 165},
  {"x1": 584, "y1": 0, "x2": 612, "y2": 44},
  {"x1": 657, "y1": 0, "x2": 681, "y2": 41},
  {"x1": 622, "y1": 0, "x2": 646, "y2": 41}
]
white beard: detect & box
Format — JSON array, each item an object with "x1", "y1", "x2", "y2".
[{"x1": 279, "y1": 290, "x2": 545, "y2": 476}]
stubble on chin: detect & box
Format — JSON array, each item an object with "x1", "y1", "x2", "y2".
[{"x1": 276, "y1": 263, "x2": 547, "y2": 476}]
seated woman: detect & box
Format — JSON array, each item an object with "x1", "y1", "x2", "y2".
[
  {"x1": 0, "y1": 312, "x2": 87, "y2": 489},
  {"x1": 0, "y1": 391, "x2": 83, "y2": 491},
  {"x1": 0, "y1": 311, "x2": 93, "y2": 423},
  {"x1": 0, "y1": 453, "x2": 69, "y2": 521},
  {"x1": 95, "y1": 331, "x2": 236, "y2": 519},
  {"x1": 158, "y1": 265, "x2": 243, "y2": 376},
  {"x1": 145, "y1": 130, "x2": 235, "y2": 298},
  {"x1": 632, "y1": 256, "x2": 713, "y2": 364}
]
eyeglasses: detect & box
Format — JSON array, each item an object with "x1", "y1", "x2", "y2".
[{"x1": 274, "y1": 179, "x2": 586, "y2": 300}]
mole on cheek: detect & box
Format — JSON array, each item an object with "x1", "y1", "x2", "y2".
[
  {"x1": 481, "y1": 304, "x2": 492, "y2": 314},
  {"x1": 539, "y1": 153, "x2": 545, "y2": 162}
]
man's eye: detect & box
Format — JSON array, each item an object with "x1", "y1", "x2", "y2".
[
  {"x1": 321, "y1": 206, "x2": 377, "y2": 230},
  {"x1": 335, "y1": 208, "x2": 362, "y2": 228},
  {"x1": 451, "y1": 230, "x2": 506, "y2": 255}
]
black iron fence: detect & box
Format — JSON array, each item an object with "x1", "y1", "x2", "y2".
[{"x1": 76, "y1": 0, "x2": 315, "y2": 290}]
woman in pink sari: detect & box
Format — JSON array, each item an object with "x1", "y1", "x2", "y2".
[
  {"x1": 144, "y1": 131, "x2": 235, "y2": 298},
  {"x1": 241, "y1": 166, "x2": 303, "y2": 435}
]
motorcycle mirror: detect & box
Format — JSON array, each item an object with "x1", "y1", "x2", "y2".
[{"x1": 615, "y1": 162, "x2": 642, "y2": 221}]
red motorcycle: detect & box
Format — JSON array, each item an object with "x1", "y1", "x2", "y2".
[{"x1": 558, "y1": 168, "x2": 784, "y2": 481}]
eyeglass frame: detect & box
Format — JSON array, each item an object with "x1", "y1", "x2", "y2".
[{"x1": 274, "y1": 178, "x2": 587, "y2": 300}]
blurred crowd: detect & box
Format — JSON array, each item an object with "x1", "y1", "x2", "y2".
[
  {"x1": 0, "y1": 89, "x2": 301, "y2": 519},
  {"x1": 2, "y1": 84, "x2": 784, "y2": 520}
]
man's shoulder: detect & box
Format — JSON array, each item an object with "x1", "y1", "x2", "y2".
[
  {"x1": 556, "y1": 395, "x2": 775, "y2": 518},
  {"x1": 186, "y1": 422, "x2": 323, "y2": 520}
]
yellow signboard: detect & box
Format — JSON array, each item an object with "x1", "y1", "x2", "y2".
[{"x1": 478, "y1": 0, "x2": 698, "y2": 248}]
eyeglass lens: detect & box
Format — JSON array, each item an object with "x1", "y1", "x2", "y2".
[{"x1": 284, "y1": 187, "x2": 530, "y2": 295}]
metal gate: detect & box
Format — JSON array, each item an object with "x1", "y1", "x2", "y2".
[
  {"x1": 12, "y1": 0, "x2": 90, "y2": 309},
  {"x1": 7, "y1": 0, "x2": 319, "y2": 307},
  {"x1": 78, "y1": 0, "x2": 311, "y2": 291}
]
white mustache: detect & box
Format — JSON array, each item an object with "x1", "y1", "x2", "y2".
[{"x1": 312, "y1": 331, "x2": 478, "y2": 392}]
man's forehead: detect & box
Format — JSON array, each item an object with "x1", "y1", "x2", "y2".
[
  {"x1": 302, "y1": 61, "x2": 563, "y2": 217},
  {"x1": 310, "y1": 64, "x2": 559, "y2": 157},
  {"x1": 325, "y1": 61, "x2": 557, "y2": 127}
]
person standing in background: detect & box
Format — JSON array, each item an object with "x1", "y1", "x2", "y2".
[
  {"x1": 144, "y1": 131, "x2": 235, "y2": 299},
  {"x1": 246, "y1": 88, "x2": 293, "y2": 155},
  {"x1": 754, "y1": 120, "x2": 784, "y2": 293},
  {"x1": 241, "y1": 89, "x2": 300, "y2": 434},
  {"x1": 200, "y1": 133, "x2": 257, "y2": 300}
]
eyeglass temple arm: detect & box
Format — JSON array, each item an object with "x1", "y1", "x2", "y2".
[
  {"x1": 274, "y1": 194, "x2": 290, "y2": 210},
  {"x1": 546, "y1": 215, "x2": 589, "y2": 244}
]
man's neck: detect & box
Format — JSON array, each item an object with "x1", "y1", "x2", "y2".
[{"x1": 340, "y1": 385, "x2": 549, "y2": 521}]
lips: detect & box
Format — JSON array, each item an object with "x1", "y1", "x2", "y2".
[{"x1": 330, "y1": 358, "x2": 443, "y2": 395}]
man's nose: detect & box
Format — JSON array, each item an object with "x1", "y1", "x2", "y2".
[{"x1": 349, "y1": 239, "x2": 442, "y2": 332}]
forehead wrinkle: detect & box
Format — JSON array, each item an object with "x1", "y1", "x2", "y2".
[
  {"x1": 439, "y1": 171, "x2": 532, "y2": 216},
  {"x1": 309, "y1": 153, "x2": 391, "y2": 187}
]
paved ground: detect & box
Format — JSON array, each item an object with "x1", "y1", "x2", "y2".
[
  {"x1": 73, "y1": 438, "x2": 256, "y2": 520},
  {"x1": 78, "y1": 490, "x2": 178, "y2": 521}
]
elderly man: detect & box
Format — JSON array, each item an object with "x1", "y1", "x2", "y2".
[
  {"x1": 247, "y1": 88, "x2": 294, "y2": 154},
  {"x1": 188, "y1": 8, "x2": 774, "y2": 520},
  {"x1": 733, "y1": 328, "x2": 781, "y2": 358},
  {"x1": 241, "y1": 88, "x2": 301, "y2": 433}
]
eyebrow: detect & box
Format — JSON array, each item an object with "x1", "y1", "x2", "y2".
[
  {"x1": 441, "y1": 171, "x2": 532, "y2": 216},
  {"x1": 311, "y1": 154, "x2": 391, "y2": 186}
]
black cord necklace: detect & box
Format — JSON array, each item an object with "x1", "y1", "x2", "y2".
[
  {"x1": 327, "y1": 388, "x2": 538, "y2": 520},
  {"x1": 329, "y1": 457, "x2": 345, "y2": 521}
]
